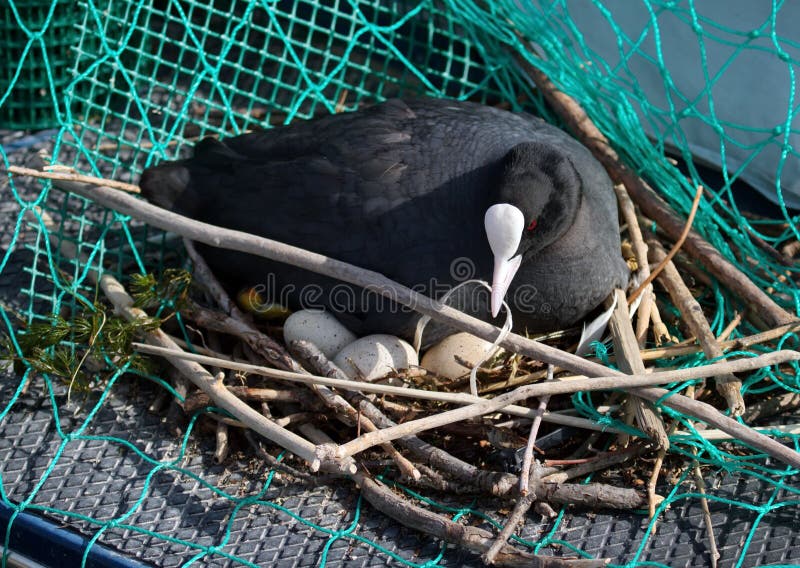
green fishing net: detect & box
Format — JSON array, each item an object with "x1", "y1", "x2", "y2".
[{"x1": 1, "y1": 1, "x2": 799, "y2": 565}]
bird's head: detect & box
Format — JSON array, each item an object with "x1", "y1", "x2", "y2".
[{"x1": 484, "y1": 142, "x2": 582, "y2": 317}]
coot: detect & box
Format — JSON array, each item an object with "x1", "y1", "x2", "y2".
[{"x1": 140, "y1": 98, "x2": 628, "y2": 340}]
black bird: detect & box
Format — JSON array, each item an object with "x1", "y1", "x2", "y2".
[{"x1": 140, "y1": 98, "x2": 628, "y2": 341}]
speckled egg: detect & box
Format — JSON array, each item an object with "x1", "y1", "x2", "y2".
[
  {"x1": 421, "y1": 332, "x2": 499, "y2": 379},
  {"x1": 282, "y1": 310, "x2": 357, "y2": 359},
  {"x1": 333, "y1": 334, "x2": 418, "y2": 381}
]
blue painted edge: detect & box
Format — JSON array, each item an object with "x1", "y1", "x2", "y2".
[{"x1": 0, "y1": 500, "x2": 149, "y2": 568}]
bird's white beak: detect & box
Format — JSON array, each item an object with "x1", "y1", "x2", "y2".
[{"x1": 484, "y1": 204, "x2": 525, "y2": 318}]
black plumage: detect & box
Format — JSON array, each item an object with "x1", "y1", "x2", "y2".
[{"x1": 140, "y1": 98, "x2": 628, "y2": 340}]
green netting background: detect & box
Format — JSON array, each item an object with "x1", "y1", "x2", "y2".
[{"x1": 1, "y1": 0, "x2": 800, "y2": 566}]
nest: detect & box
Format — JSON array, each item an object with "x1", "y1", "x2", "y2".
[{"x1": 4, "y1": 68, "x2": 800, "y2": 568}]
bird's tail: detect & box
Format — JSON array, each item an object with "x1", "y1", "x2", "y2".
[{"x1": 139, "y1": 161, "x2": 191, "y2": 210}]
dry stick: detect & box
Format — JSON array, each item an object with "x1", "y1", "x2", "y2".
[
  {"x1": 183, "y1": 387, "x2": 310, "y2": 413},
  {"x1": 352, "y1": 470, "x2": 608, "y2": 568},
  {"x1": 639, "y1": 320, "x2": 800, "y2": 361},
  {"x1": 647, "y1": 415, "x2": 685, "y2": 523},
  {"x1": 184, "y1": 244, "x2": 420, "y2": 480},
  {"x1": 102, "y1": 276, "x2": 335, "y2": 471},
  {"x1": 649, "y1": 302, "x2": 673, "y2": 346},
  {"x1": 649, "y1": 239, "x2": 745, "y2": 415},
  {"x1": 628, "y1": 185, "x2": 704, "y2": 305},
  {"x1": 542, "y1": 445, "x2": 647, "y2": 483},
  {"x1": 133, "y1": 342, "x2": 800, "y2": 464},
  {"x1": 48, "y1": 178, "x2": 628, "y2": 376},
  {"x1": 608, "y1": 289, "x2": 669, "y2": 450},
  {"x1": 517, "y1": 58, "x2": 796, "y2": 330},
  {"x1": 335, "y1": 356, "x2": 800, "y2": 463},
  {"x1": 519, "y1": 364, "x2": 554, "y2": 495},
  {"x1": 483, "y1": 463, "x2": 542, "y2": 565},
  {"x1": 7, "y1": 164, "x2": 141, "y2": 193},
  {"x1": 717, "y1": 311, "x2": 744, "y2": 342},
  {"x1": 183, "y1": 238, "x2": 244, "y2": 319},
  {"x1": 744, "y1": 392, "x2": 800, "y2": 423},
  {"x1": 132, "y1": 342, "x2": 800, "y2": 413},
  {"x1": 135, "y1": 341, "x2": 629, "y2": 429},
  {"x1": 50, "y1": 180, "x2": 800, "y2": 468},
  {"x1": 693, "y1": 450, "x2": 719, "y2": 568},
  {"x1": 289, "y1": 340, "x2": 519, "y2": 495},
  {"x1": 613, "y1": 184, "x2": 653, "y2": 347},
  {"x1": 675, "y1": 423, "x2": 800, "y2": 441},
  {"x1": 187, "y1": 302, "x2": 300, "y2": 373},
  {"x1": 537, "y1": 481, "x2": 646, "y2": 509},
  {"x1": 36, "y1": 205, "x2": 329, "y2": 472},
  {"x1": 244, "y1": 431, "x2": 333, "y2": 485}
]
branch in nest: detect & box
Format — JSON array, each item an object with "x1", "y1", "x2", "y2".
[
  {"x1": 353, "y1": 469, "x2": 609, "y2": 568},
  {"x1": 607, "y1": 289, "x2": 669, "y2": 450},
  {"x1": 7, "y1": 164, "x2": 140, "y2": 193},
  {"x1": 132, "y1": 339, "x2": 800, "y2": 468},
  {"x1": 649, "y1": 238, "x2": 745, "y2": 415},
  {"x1": 291, "y1": 338, "x2": 518, "y2": 496},
  {"x1": 184, "y1": 243, "x2": 418, "y2": 479},
  {"x1": 183, "y1": 386, "x2": 313, "y2": 414},
  {"x1": 48, "y1": 167, "x2": 800, "y2": 469}
]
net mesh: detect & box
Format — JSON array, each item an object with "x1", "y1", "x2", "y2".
[{"x1": 1, "y1": 0, "x2": 799, "y2": 566}]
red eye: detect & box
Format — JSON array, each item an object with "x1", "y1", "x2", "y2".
[{"x1": 527, "y1": 219, "x2": 538, "y2": 232}]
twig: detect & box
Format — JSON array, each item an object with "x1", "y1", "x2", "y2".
[
  {"x1": 648, "y1": 447, "x2": 668, "y2": 523},
  {"x1": 7, "y1": 164, "x2": 141, "y2": 193},
  {"x1": 185, "y1": 302, "x2": 301, "y2": 372},
  {"x1": 693, "y1": 453, "x2": 719, "y2": 568},
  {"x1": 51, "y1": 178, "x2": 800, "y2": 468},
  {"x1": 519, "y1": 365, "x2": 553, "y2": 494},
  {"x1": 638, "y1": 320, "x2": 800, "y2": 360},
  {"x1": 183, "y1": 238, "x2": 244, "y2": 319},
  {"x1": 673, "y1": 423, "x2": 800, "y2": 440},
  {"x1": 140, "y1": 340, "x2": 624, "y2": 433},
  {"x1": 536, "y1": 480, "x2": 647, "y2": 509},
  {"x1": 41, "y1": 178, "x2": 653, "y2": 375},
  {"x1": 542, "y1": 445, "x2": 647, "y2": 483},
  {"x1": 184, "y1": 244, "x2": 420, "y2": 479},
  {"x1": 484, "y1": 463, "x2": 541, "y2": 565},
  {"x1": 744, "y1": 392, "x2": 800, "y2": 423},
  {"x1": 183, "y1": 387, "x2": 310, "y2": 413},
  {"x1": 102, "y1": 277, "x2": 345, "y2": 471},
  {"x1": 515, "y1": 55, "x2": 796, "y2": 330},
  {"x1": 628, "y1": 185, "x2": 704, "y2": 305},
  {"x1": 716, "y1": 311, "x2": 744, "y2": 342},
  {"x1": 132, "y1": 341, "x2": 800, "y2": 414},
  {"x1": 353, "y1": 469, "x2": 607, "y2": 567},
  {"x1": 335, "y1": 353, "x2": 800, "y2": 464},
  {"x1": 613, "y1": 184, "x2": 653, "y2": 347},
  {"x1": 291, "y1": 339, "x2": 517, "y2": 494},
  {"x1": 649, "y1": 302, "x2": 673, "y2": 346},
  {"x1": 649, "y1": 239, "x2": 745, "y2": 415},
  {"x1": 244, "y1": 431, "x2": 338, "y2": 485},
  {"x1": 38, "y1": 205, "x2": 332, "y2": 472},
  {"x1": 289, "y1": 342, "x2": 422, "y2": 480},
  {"x1": 607, "y1": 289, "x2": 669, "y2": 449},
  {"x1": 184, "y1": 248, "x2": 419, "y2": 480}
]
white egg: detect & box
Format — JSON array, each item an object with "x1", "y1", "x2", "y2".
[
  {"x1": 282, "y1": 310, "x2": 357, "y2": 359},
  {"x1": 421, "y1": 332, "x2": 499, "y2": 379},
  {"x1": 333, "y1": 334, "x2": 418, "y2": 381}
]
